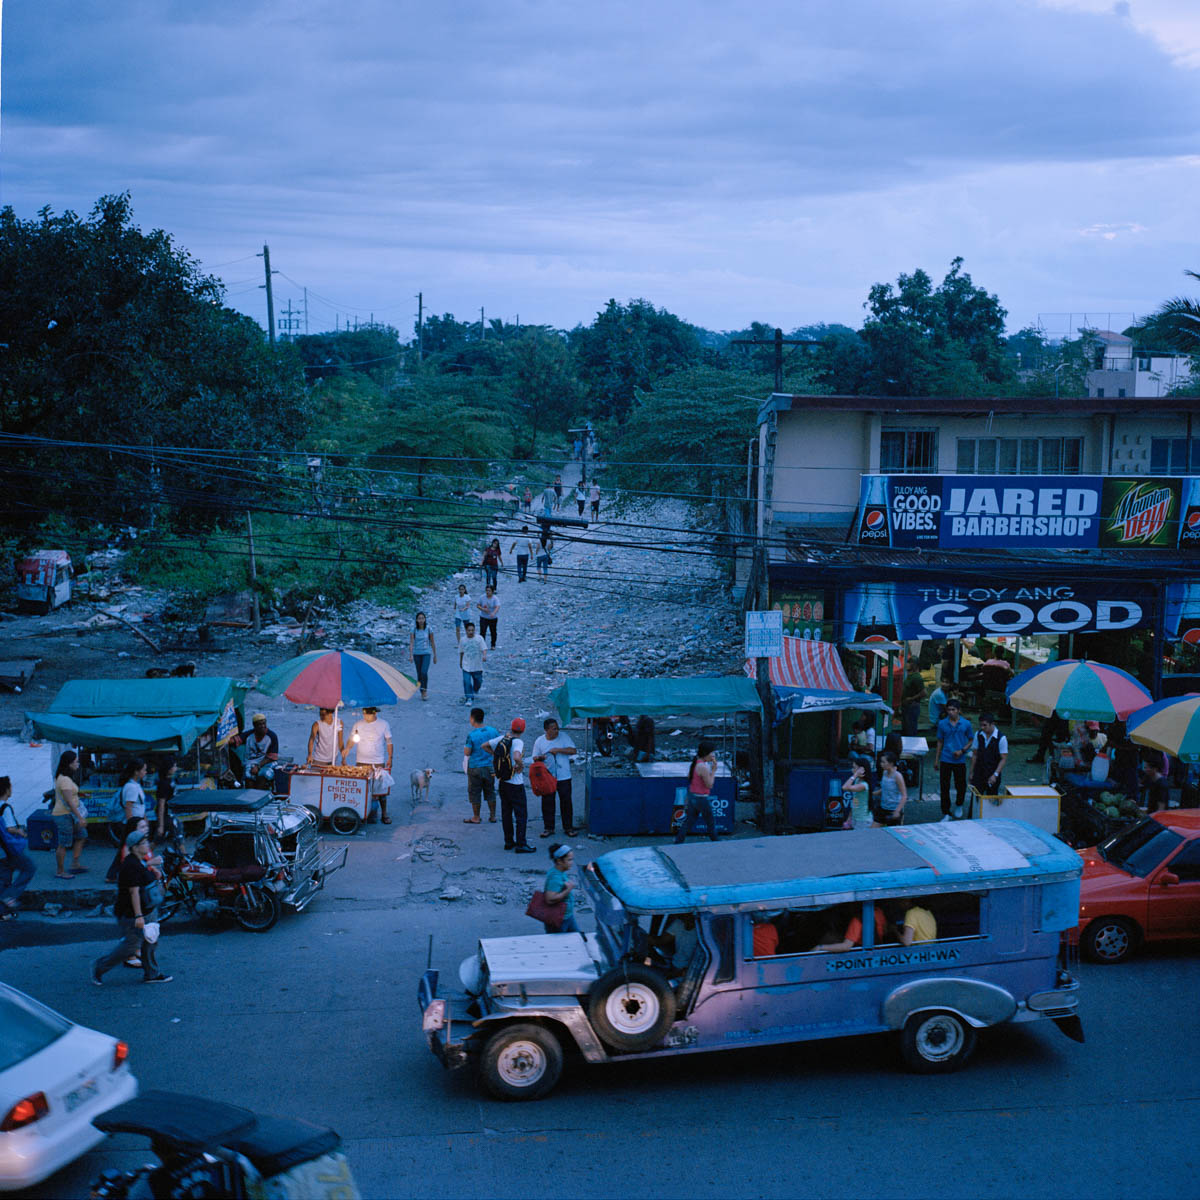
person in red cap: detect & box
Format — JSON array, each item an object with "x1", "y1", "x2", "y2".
[{"x1": 484, "y1": 718, "x2": 535, "y2": 852}]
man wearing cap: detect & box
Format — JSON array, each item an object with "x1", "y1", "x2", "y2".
[
  {"x1": 232, "y1": 714, "x2": 279, "y2": 785},
  {"x1": 485, "y1": 718, "x2": 535, "y2": 852},
  {"x1": 935, "y1": 699, "x2": 973, "y2": 820},
  {"x1": 348, "y1": 707, "x2": 394, "y2": 823}
]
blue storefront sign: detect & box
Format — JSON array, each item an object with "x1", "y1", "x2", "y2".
[
  {"x1": 842, "y1": 580, "x2": 1156, "y2": 642},
  {"x1": 857, "y1": 474, "x2": 1200, "y2": 550}
]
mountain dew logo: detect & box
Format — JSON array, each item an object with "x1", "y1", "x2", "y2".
[{"x1": 1107, "y1": 482, "x2": 1174, "y2": 545}]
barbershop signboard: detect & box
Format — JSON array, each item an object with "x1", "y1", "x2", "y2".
[
  {"x1": 857, "y1": 475, "x2": 1197, "y2": 551},
  {"x1": 842, "y1": 580, "x2": 1155, "y2": 641}
]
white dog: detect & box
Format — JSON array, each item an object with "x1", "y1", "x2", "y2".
[{"x1": 410, "y1": 767, "x2": 435, "y2": 802}]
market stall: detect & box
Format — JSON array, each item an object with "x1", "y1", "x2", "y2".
[
  {"x1": 272, "y1": 763, "x2": 373, "y2": 833},
  {"x1": 548, "y1": 677, "x2": 762, "y2": 837},
  {"x1": 25, "y1": 676, "x2": 246, "y2": 838}
]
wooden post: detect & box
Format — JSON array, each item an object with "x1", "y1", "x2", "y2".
[{"x1": 246, "y1": 511, "x2": 261, "y2": 635}]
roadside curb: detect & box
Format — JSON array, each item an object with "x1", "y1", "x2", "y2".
[{"x1": 13, "y1": 886, "x2": 112, "y2": 914}]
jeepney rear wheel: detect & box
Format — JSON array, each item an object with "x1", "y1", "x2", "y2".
[
  {"x1": 588, "y1": 964, "x2": 676, "y2": 1052},
  {"x1": 330, "y1": 807, "x2": 361, "y2": 835},
  {"x1": 480, "y1": 1023, "x2": 563, "y2": 1101},
  {"x1": 233, "y1": 884, "x2": 281, "y2": 932},
  {"x1": 900, "y1": 1009, "x2": 977, "y2": 1074}
]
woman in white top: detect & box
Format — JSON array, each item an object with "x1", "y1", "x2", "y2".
[
  {"x1": 307, "y1": 708, "x2": 343, "y2": 765},
  {"x1": 409, "y1": 611, "x2": 437, "y2": 701},
  {"x1": 120, "y1": 759, "x2": 148, "y2": 822},
  {"x1": 453, "y1": 584, "x2": 472, "y2": 644}
]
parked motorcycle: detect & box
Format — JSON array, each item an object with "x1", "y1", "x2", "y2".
[
  {"x1": 157, "y1": 847, "x2": 280, "y2": 932},
  {"x1": 91, "y1": 1089, "x2": 361, "y2": 1199}
]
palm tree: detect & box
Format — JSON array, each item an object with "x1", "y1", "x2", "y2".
[{"x1": 1134, "y1": 270, "x2": 1200, "y2": 353}]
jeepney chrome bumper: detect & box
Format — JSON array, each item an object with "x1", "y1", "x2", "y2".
[{"x1": 419, "y1": 969, "x2": 477, "y2": 1071}]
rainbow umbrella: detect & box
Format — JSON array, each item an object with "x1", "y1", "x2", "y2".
[
  {"x1": 255, "y1": 649, "x2": 418, "y2": 709},
  {"x1": 1126, "y1": 694, "x2": 1200, "y2": 761},
  {"x1": 1005, "y1": 659, "x2": 1152, "y2": 722}
]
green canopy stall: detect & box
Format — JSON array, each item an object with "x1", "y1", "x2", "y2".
[{"x1": 548, "y1": 676, "x2": 762, "y2": 837}]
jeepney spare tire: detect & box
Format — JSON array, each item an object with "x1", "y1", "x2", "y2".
[
  {"x1": 330, "y1": 807, "x2": 361, "y2": 835},
  {"x1": 899, "y1": 1009, "x2": 978, "y2": 1074},
  {"x1": 587, "y1": 964, "x2": 676, "y2": 1052}
]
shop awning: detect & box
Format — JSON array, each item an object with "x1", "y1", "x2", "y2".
[
  {"x1": 744, "y1": 637, "x2": 890, "y2": 720},
  {"x1": 550, "y1": 677, "x2": 762, "y2": 721},
  {"x1": 23, "y1": 712, "x2": 202, "y2": 753}
]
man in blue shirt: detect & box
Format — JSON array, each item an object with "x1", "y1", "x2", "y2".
[
  {"x1": 935, "y1": 699, "x2": 973, "y2": 821},
  {"x1": 463, "y1": 707, "x2": 500, "y2": 825}
]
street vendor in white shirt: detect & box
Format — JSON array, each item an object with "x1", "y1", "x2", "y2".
[
  {"x1": 307, "y1": 707, "x2": 344, "y2": 766},
  {"x1": 347, "y1": 707, "x2": 394, "y2": 824}
]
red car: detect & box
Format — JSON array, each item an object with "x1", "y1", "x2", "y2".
[{"x1": 1074, "y1": 810, "x2": 1200, "y2": 963}]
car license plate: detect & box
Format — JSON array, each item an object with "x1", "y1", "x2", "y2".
[{"x1": 65, "y1": 1079, "x2": 98, "y2": 1111}]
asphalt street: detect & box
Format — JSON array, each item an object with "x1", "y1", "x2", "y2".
[{"x1": 3, "y1": 876, "x2": 1199, "y2": 1200}]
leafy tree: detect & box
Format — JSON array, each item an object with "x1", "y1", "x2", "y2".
[
  {"x1": 1007, "y1": 327, "x2": 1095, "y2": 397},
  {"x1": 570, "y1": 298, "x2": 702, "y2": 420},
  {"x1": 506, "y1": 328, "x2": 581, "y2": 457},
  {"x1": 292, "y1": 326, "x2": 403, "y2": 385},
  {"x1": 859, "y1": 258, "x2": 1014, "y2": 396},
  {"x1": 0, "y1": 194, "x2": 307, "y2": 529},
  {"x1": 1130, "y1": 270, "x2": 1200, "y2": 354}
]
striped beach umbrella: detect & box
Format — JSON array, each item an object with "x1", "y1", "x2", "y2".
[
  {"x1": 1127, "y1": 694, "x2": 1200, "y2": 761},
  {"x1": 255, "y1": 649, "x2": 418, "y2": 709},
  {"x1": 1005, "y1": 659, "x2": 1152, "y2": 722}
]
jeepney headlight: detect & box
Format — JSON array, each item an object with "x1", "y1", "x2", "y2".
[{"x1": 422, "y1": 999, "x2": 446, "y2": 1033}]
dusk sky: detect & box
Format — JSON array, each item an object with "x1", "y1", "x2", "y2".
[{"x1": 2, "y1": 0, "x2": 1198, "y2": 339}]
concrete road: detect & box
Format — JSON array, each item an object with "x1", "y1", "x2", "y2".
[{"x1": 4, "y1": 886, "x2": 1198, "y2": 1200}]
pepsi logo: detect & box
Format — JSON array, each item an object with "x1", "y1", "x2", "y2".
[
  {"x1": 1188, "y1": 510, "x2": 1200, "y2": 530},
  {"x1": 865, "y1": 508, "x2": 886, "y2": 530},
  {"x1": 1183, "y1": 627, "x2": 1200, "y2": 646}
]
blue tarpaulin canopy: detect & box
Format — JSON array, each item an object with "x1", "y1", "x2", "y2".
[
  {"x1": 26, "y1": 676, "x2": 243, "y2": 753},
  {"x1": 773, "y1": 687, "x2": 892, "y2": 723},
  {"x1": 550, "y1": 677, "x2": 762, "y2": 721}
]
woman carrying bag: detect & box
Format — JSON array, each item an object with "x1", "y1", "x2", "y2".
[
  {"x1": 91, "y1": 829, "x2": 170, "y2": 985},
  {"x1": 51, "y1": 750, "x2": 88, "y2": 879}
]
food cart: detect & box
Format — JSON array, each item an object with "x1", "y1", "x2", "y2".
[
  {"x1": 548, "y1": 677, "x2": 762, "y2": 837},
  {"x1": 24, "y1": 676, "x2": 246, "y2": 840},
  {"x1": 272, "y1": 763, "x2": 373, "y2": 834}
]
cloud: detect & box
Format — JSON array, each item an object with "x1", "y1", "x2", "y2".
[
  {"x1": 1078, "y1": 222, "x2": 1149, "y2": 240},
  {"x1": 1, "y1": 0, "x2": 1198, "y2": 333}
]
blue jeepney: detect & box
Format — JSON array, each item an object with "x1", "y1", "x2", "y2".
[{"x1": 419, "y1": 819, "x2": 1083, "y2": 1100}]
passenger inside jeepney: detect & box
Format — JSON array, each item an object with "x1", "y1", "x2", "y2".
[
  {"x1": 645, "y1": 913, "x2": 700, "y2": 977},
  {"x1": 819, "y1": 903, "x2": 887, "y2": 952},
  {"x1": 751, "y1": 913, "x2": 780, "y2": 957}
]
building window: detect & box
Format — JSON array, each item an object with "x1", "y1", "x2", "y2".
[
  {"x1": 1138, "y1": 356, "x2": 1151, "y2": 371},
  {"x1": 956, "y1": 437, "x2": 1083, "y2": 475},
  {"x1": 881, "y1": 429, "x2": 938, "y2": 473},
  {"x1": 1149, "y1": 438, "x2": 1200, "y2": 476},
  {"x1": 1118, "y1": 388, "x2": 1127, "y2": 398},
  {"x1": 1096, "y1": 388, "x2": 1105, "y2": 398}
]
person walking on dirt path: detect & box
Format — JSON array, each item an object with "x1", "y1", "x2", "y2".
[
  {"x1": 307, "y1": 708, "x2": 344, "y2": 764},
  {"x1": 453, "y1": 583, "x2": 472, "y2": 644},
  {"x1": 575, "y1": 483, "x2": 587, "y2": 516},
  {"x1": 484, "y1": 717, "x2": 534, "y2": 851},
  {"x1": 522, "y1": 486, "x2": 532, "y2": 512},
  {"x1": 478, "y1": 585, "x2": 500, "y2": 649},
  {"x1": 409, "y1": 611, "x2": 437, "y2": 701},
  {"x1": 553, "y1": 474, "x2": 564, "y2": 510},
  {"x1": 459, "y1": 619, "x2": 487, "y2": 701},
  {"x1": 533, "y1": 717, "x2": 577, "y2": 837},
  {"x1": 510, "y1": 527, "x2": 535, "y2": 583},
  {"x1": 539, "y1": 481, "x2": 557, "y2": 518},
  {"x1": 349, "y1": 707, "x2": 394, "y2": 823},
  {"x1": 482, "y1": 539, "x2": 503, "y2": 590},
  {"x1": 589, "y1": 481, "x2": 601, "y2": 519},
  {"x1": 51, "y1": 751, "x2": 87, "y2": 880},
  {"x1": 536, "y1": 529, "x2": 554, "y2": 583},
  {"x1": 92, "y1": 829, "x2": 170, "y2": 985},
  {"x1": 463, "y1": 707, "x2": 499, "y2": 825}
]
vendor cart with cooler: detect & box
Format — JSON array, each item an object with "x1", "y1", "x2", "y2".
[{"x1": 273, "y1": 764, "x2": 373, "y2": 834}]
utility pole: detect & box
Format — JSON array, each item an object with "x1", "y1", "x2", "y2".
[
  {"x1": 246, "y1": 512, "x2": 261, "y2": 635},
  {"x1": 257, "y1": 245, "x2": 277, "y2": 344},
  {"x1": 279, "y1": 300, "x2": 301, "y2": 340},
  {"x1": 730, "y1": 327, "x2": 819, "y2": 392},
  {"x1": 480, "y1": 307, "x2": 485, "y2": 339},
  {"x1": 416, "y1": 292, "x2": 424, "y2": 363},
  {"x1": 303, "y1": 287, "x2": 309, "y2": 335}
]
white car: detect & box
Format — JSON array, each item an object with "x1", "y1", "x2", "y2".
[{"x1": 0, "y1": 983, "x2": 138, "y2": 1192}]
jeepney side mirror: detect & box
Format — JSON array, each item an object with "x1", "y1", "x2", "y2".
[{"x1": 1159, "y1": 872, "x2": 1180, "y2": 887}]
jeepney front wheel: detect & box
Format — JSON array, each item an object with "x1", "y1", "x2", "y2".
[
  {"x1": 480, "y1": 1023, "x2": 563, "y2": 1101},
  {"x1": 900, "y1": 1009, "x2": 977, "y2": 1074},
  {"x1": 588, "y1": 964, "x2": 677, "y2": 1052}
]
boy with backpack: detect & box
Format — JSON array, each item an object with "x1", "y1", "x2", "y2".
[
  {"x1": 485, "y1": 718, "x2": 535, "y2": 853},
  {"x1": 463, "y1": 708, "x2": 500, "y2": 824}
]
